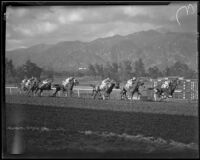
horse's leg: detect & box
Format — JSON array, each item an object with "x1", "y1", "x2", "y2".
[
  {"x1": 102, "y1": 94, "x2": 105, "y2": 100},
  {"x1": 120, "y1": 90, "x2": 124, "y2": 100},
  {"x1": 137, "y1": 92, "x2": 141, "y2": 100},
  {"x1": 40, "y1": 90, "x2": 43, "y2": 96},
  {"x1": 37, "y1": 89, "x2": 42, "y2": 97},
  {"x1": 154, "y1": 89, "x2": 161, "y2": 102},
  {"x1": 131, "y1": 91, "x2": 135, "y2": 101},
  {"x1": 108, "y1": 94, "x2": 111, "y2": 100},
  {"x1": 120, "y1": 91, "x2": 123, "y2": 100},
  {"x1": 154, "y1": 93, "x2": 157, "y2": 101},
  {"x1": 31, "y1": 89, "x2": 34, "y2": 96},
  {"x1": 69, "y1": 90, "x2": 72, "y2": 97},
  {"x1": 26, "y1": 88, "x2": 30, "y2": 96},
  {"x1": 65, "y1": 89, "x2": 68, "y2": 97},
  {"x1": 124, "y1": 92, "x2": 128, "y2": 100},
  {"x1": 93, "y1": 91, "x2": 97, "y2": 99},
  {"x1": 52, "y1": 89, "x2": 58, "y2": 97},
  {"x1": 35, "y1": 88, "x2": 39, "y2": 96}
]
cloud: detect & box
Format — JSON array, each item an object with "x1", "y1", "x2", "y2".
[
  {"x1": 58, "y1": 12, "x2": 83, "y2": 24},
  {"x1": 13, "y1": 22, "x2": 58, "y2": 37},
  {"x1": 6, "y1": 7, "x2": 28, "y2": 18},
  {"x1": 122, "y1": 6, "x2": 151, "y2": 17},
  {"x1": 5, "y1": 3, "x2": 198, "y2": 51},
  {"x1": 6, "y1": 39, "x2": 27, "y2": 51}
]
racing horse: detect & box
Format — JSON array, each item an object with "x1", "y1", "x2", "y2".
[
  {"x1": 148, "y1": 78, "x2": 181, "y2": 101},
  {"x1": 19, "y1": 78, "x2": 30, "y2": 94},
  {"x1": 26, "y1": 77, "x2": 41, "y2": 96},
  {"x1": 92, "y1": 80, "x2": 119, "y2": 100},
  {"x1": 52, "y1": 78, "x2": 79, "y2": 97},
  {"x1": 34, "y1": 79, "x2": 53, "y2": 96},
  {"x1": 120, "y1": 78, "x2": 145, "y2": 100}
]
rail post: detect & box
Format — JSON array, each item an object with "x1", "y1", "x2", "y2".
[
  {"x1": 10, "y1": 87, "x2": 12, "y2": 95},
  {"x1": 183, "y1": 81, "x2": 185, "y2": 99},
  {"x1": 153, "y1": 81, "x2": 157, "y2": 101},
  {"x1": 191, "y1": 81, "x2": 195, "y2": 100},
  {"x1": 77, "y1": 89, "x2": 80, "y2": 97}
]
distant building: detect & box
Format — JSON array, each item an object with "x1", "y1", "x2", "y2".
[{"x1": 78, "y1": 67, "x2": 87, "y2": 70}]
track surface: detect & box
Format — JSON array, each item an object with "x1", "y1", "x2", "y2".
[
  {"x1": 5, "y1": 103, "x2": 199, "y2": 158},
  {"x1": 4, "y1": 95, "x2": 199, "y2": 158},
  {"x1": 5, "y1": 95, "x2": 198, "y2": 116}
]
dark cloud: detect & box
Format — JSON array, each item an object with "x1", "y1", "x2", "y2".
[{"x1": 6, "y1": 3, "x2": 198, "y2": 50}]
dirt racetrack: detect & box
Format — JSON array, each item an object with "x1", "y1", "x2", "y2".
[
  {"x1": 4, "y1": 95, "x2": 199, "y2": 158},
  {"x1": 5, "y1": 95, "x2": 198, "y2": 116}
]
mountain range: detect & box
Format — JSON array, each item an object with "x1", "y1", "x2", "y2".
[{"x1": 6, "y1": 29, "x2": 198, "y2": 72}]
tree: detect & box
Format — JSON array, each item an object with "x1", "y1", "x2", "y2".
[
  {"x1": 94, "y1": 64, "x2": 104, "y2": 79},
  {"x1": 17, "y1": 60, "x2": 42, "y2": 79},
  {"x1": 133, "y1": 58, "x2": 146, "y2": 77},
  {"x1": 88, "y1": 64, "x2": 96, "y2": 77},
  {"x1": 110, "y1": 62, "x2": 120, "y2": 81},
  {"x1": 163, "y1": 66, "x2": 171, "y2": 77},
  {"x1": 103, "y1": 62, "x2": 112, "y2": 78},
  {"x1": 5, "y1": 58, "x2": 16, "y2": 83},
  {"x1": 119, "y1": 60, "x2": 132, "y2": 81},
  {"x1": 147, "y1": 66, "x2": 163, "y2": 78},
  {"x1": 162, "y1": 61, "x2": 197, "y2": 78},
  {"x1": 41, "y1": 69, "x2": 54, "y2": 80}
]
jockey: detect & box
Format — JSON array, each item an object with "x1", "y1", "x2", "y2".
[
  {"x1": 30, "y1": 76, "x2": 35, "y2": 81},
  {"x1": 43, "y1": 79, "x2": 51, "y2": 84},
  {"x1": 39, "y1": 79, "x2": 51, "y2": 88},
  {"x1": 161, "y1": 80, "x2": 171, "y2": 89},
  {"x1": 125, "y1": 77, "x2": 136, "y2": 89},
  {"x1": 25, "y1": 79, "x2": 32, "y2": 87},
  {"x1": 62, "y1": 77, "x2": 74, "y2": 87},
  {"x1": 21, "y1": 79, "x2": 28, "y2": 89},
  {"x1": 22, "y1": 78, "x2": 28, "y2": 84},
  {"x1": 100, "y1": 77, "x2": 111, "y2": 90}
]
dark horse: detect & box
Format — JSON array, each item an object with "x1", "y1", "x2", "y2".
[
  {"x1": 26, "y1": 78, "x2": 41, "y2": 96},
  {"x1": 148, "y1": 78, "x2": 181, "y2": 101},
  {"x1": 34, "y1": 80, "x2": 53, "y2": 96},
  {"x1": 52, "y1": 78, "x2": 79, "y2": 97},
  {"x1": 92, "y1": 80, "x2": 119, "y2": 100},
  {"x1": 120, "y1": 78, "x2": 145, "y2": 100}
]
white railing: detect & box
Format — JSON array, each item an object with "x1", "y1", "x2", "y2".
[
  {"x1": 5, "y1": 86, "x2": 183, "y2": 97},
  {"x1": 5, "y1": 86, "x2": 96, "y2": 97}
]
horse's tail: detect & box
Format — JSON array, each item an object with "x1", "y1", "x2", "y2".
[
  {"x1": 52, "y1": 84, "x2": 60, "y2": 88},
  {"x1": 89, "y1": 84, "x2": 95, "y2": 88},
  {"x1": 147, "y1": 87, "x2": 155, "y2": 90}
]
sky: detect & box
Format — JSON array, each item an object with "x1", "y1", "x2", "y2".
[{"x1": 5, "y1": 2, "x2": 198, "y2": 51}]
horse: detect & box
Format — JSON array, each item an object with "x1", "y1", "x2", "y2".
[
  {"x1": 19, "y1": 79, "x2": 29, "y2": 94},
  {"x1": 92, "y1": 80, "x2": 119, "y2": 100},
  {"x1": 120, "y1": 78, "x2": 145, "y2": 100},
  {"x1": 52, "y1": 78, "x2": 79, "y2": 97},
  {"x1": 148, "y1": 78, "x2": 181, "y2": 101},
  {"x1": 34, "y1": 79, "x2": 53, "y2": 96},
  {"x1": 25, "y1": 77, "x2": 40, "y2": 96}
]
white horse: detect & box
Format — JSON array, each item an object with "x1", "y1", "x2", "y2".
[
  {"x1": 92, "y1": 79, "x2": 119, "y2": 100},
  {"x1": 120, "y1": 78, "x2": 144, "y2": 100},
  {"x1": 52, "y1": 77, "x2": 79, "y2": 97},
  {"x1": 20, "y1": 78, "x2": 34, "y2": 94}
]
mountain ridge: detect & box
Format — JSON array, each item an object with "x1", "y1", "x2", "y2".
[{"x1": 6, "y1": 29, "x2": 198, "y2": 72}]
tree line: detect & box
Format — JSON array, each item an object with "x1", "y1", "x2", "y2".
[
  {"x1": 87, "y1": 58, "x2": 198, "y2": 81},
  {"x1": 5, "y1": 58, "x2": 53, "y2": 84},
  {"x1": 6, "y1": 57, "x2": 197, "y2": 84}
]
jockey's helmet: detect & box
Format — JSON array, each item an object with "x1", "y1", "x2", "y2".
[{"x1": 132, "y1": 77, "x2": 136, "y2": 81}]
